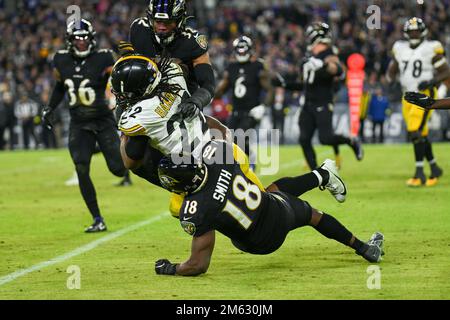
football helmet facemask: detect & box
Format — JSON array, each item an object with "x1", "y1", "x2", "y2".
[
  {"x1": 158, "y1": 157, "x2": 207, "y2": 195},
  {"x1": 305, "y1": 22, "x2": 332, "y2": 51},
  {"x1": 233, "y1": 36, "x2": 253, "y2": 63},
  {"x1": 404, "y1": 17, "x2": 428, "y2": 47},
  {"x1": 147, "y1": 0, "x2": 187, "y2": 46},
  {"x1": 66, "y1": 19, "x2": 97, "y2": 58},
  {"x1": 110, "y1": 55, "x2": 162, "y2": 110}
]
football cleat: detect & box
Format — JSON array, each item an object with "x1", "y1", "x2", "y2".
[
  {"x1": 85, "y1": 220, "x2": 107, "y2": 233},
  {"x1": 116, "y1": 177, "x2": 132, "y2": 187},
  {"x1": 350, "y1": 137, "x2": 364, "y2": 161},
  {"x1": 65, "y1": 172, "x2": 79, "y2": 186},
  {"x1": 406, "y1": 170, "x2": 426, "y2": 187},
  {"x1": 357, "y1": 232, "x2": 385, "y2": 263},
  {"x1": 425, "y1": 177, "x2": 439, "y2": 187},
  {"x1": 319, "y1": 159, "x2": 347, "y2": 203}
]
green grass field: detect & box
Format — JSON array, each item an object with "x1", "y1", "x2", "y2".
[{"x1": 0, "y1": 144, "x2": 449, "y2": 300}]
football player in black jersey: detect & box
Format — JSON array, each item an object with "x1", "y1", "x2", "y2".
[
  {"x1": 153, "y1": 140, "x2": 384, "y2": 276},
  {"x1": 117, "y1": 0, "x2": 222, "y2": 185},
  {"x1": 299, "y1": 23, "x2": 363, "y2": 170},
  {"x1": 127, "y1": 0, "x2": 214, "y2": 120},
  {"x1": 41, "y1": 19, "x2": 130, "y2": 233},
  {"x1": 215, "y1": 36, "x2": 274, "y2": 168}
]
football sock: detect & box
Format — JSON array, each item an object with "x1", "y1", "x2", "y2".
[
  {"x1": 76, "y1": 164, "x2": 101, "y2": 219},
  {"x1": 413, "y1": 141, "x2": 426, "y2": 177},
  {"x1": 313, "y1": 213, "x2": 354, "y2": 247},
  {"x1": 423, "y1": 138, "x2": 435, "y2": 163},
  {"x1": 274, "y1": 169, "x2": 329, "y2": 197}
]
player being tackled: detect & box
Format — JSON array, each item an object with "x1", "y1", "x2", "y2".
[{"x1": 154, "y1": 140, "x2": 384, "y2": 276}]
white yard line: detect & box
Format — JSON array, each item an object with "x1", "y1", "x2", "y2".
[{"x1": 0, "y1": 212, "x2": 169, "y2": 287}]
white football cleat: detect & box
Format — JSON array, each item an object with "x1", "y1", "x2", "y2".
[
  {"x1": 319, "y1": 159, "x2": 347, "y2": 203},
  {"x1": 65, "y1": 171, "x2": 79, "y2": 186}
]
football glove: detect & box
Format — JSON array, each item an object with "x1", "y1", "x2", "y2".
[
  {"x1": 404, "y1": 92, "x2": 436, "y2": 109},
  {"x1": 41, "y1": 106, "x2": 54, "y2": 130},
  {"x1": 418, "y1": 80, "x2": 437, "y2": 91},
  {"x1": 118, "y1": 41, "x2": 135, "y2": 57},
  {"x1": 179, "y1": 99, "x2": 201, "y2": 121},
  {"x1": 249, "y1": 104, "x2": 266, "y2": 121},
  {"x1": 155, "y1": 259, "x2": 177, "y2": 275}
]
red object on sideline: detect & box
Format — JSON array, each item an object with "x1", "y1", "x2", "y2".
[{"x1": 346, "y1": 53, "x2": 366, "y2": 137}]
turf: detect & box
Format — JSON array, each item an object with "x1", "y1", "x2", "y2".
[{"x1": 0, "y1": 144, "x2": 449, "y2": 299}]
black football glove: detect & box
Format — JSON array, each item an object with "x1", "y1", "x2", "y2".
[
  {"x1": 404, "y1": 92, "x2": 436, "y2": 109},
  {"x1": 417, "y1": 80, "x2": 437, "y2": 91},
  {"x1": 41, "y1": 106, "x2": 54, "y2": 130},
  {"x1": 155, "y1": 259, "x2": 178, "y2": 275},
  {"x1": 179, "y1": 99, "x2": 200, "y2": 121},
  {"x1": 118, "y1": 41, "x2": 135, "y2": 57}
]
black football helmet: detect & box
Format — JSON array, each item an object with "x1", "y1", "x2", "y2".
[
  {"x1": 404, "y1": 17, "x2": 428, "y2": 47},
  {"x1": 233, "y1": 36, "x2": 253, "y2": 63},
  {"x1": 305, "y1": 22, "x2": 332, "y2": 51},
  {"x1": 66, "y1": 19, "x2": 96, "y2": 58},
  {"x1": 110, "y1": 54, "x2": 162, "y2": 109},
  {"x1": 158, "y1": 157, "x2": 207, "y2": 195},
  {"x1": 147, "y1": 0, "x2": 187, "y2": 46}
]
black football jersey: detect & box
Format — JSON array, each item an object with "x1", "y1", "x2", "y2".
[
  {"x1": 178, "y1": 140, "x2": 274, "y2": 244},
  {"x1": 226, "y1": 60, "x2": 265, "y2": 112},
  {"x1": 303, "y1": 47, "x2": 340, "y2": 106},
  {"x1": 52, "y1": 49, "x2": 115, "y2": 121},
  {"x1": 129, "y1": 17, "x2": 208, "y2": 95}
]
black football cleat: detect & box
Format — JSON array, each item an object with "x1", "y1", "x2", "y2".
[
  {"x1": 116, "y1": 176, "x2": 132, "y2": 187},
  {"x1": 357, "y1": 232, "x2": 384, "y2": 263},
  {"x1": 350, "y1": 137, "x2": 364, "y2": 161},
  {"x1": 85, "y1": 219, "x2": 107, "y2": 233}
]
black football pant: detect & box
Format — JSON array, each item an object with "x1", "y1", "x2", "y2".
[
  {"x1": 228, "y1": 111, "x2": 258, "y2": 160},
  {"x1": 299, "y1": 104, "x2": 351, "y2": 169},
  {"x1": 69, "y1": 121, "x2": 127, "y2": 219}
]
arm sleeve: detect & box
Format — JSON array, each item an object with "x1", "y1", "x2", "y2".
[
  {"x1": 125, "y1": 135, "x2": 149, "y2": 161},
  {"x1": 48, "y1": 81, "x2": 65, "y2": 110},
  {"x1": 192, "y1": 63, "x2": 216, "y2": 108}
]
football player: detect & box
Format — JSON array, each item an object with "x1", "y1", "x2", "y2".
[
  {"x1": 127, "y1": 0, "x2": 214, "y2": 123},
  {"x1": 386, "y1": 17, "x2": 450, "y2": 187},
  {"x1": 41, "y1": 19, "x2": 130, "y2": 233},
  {"x1": 154, "y1": 140, "x2": 384, "y2": 276},
  {"x1": 111, "y1": 55, "x2": 265, "y2": 216},
  {"x1": 215, "y1": 36, "x2": 274, "y2": 167},
  {"x1": 299, "y1": 22, "x2": 363, "y2": 171}
]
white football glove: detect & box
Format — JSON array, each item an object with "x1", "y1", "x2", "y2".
[
  {"x1": 303, "y1": 57, "x2": 325, "y2": 72},
  {"x1": 249, "y1": 104, "x2": 266, "y2": 121}
]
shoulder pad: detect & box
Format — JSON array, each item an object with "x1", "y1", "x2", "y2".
[
  {"x1": 56, "y1": 49, "x2": 69, "y2": 54},
  {"x1": 180, "y1": 28, "x2": 208, "y2": 51},
  {"x1": 131, "y1": 17, "x2": 150, "y2": 29},
  {"x1": 430, "y1": 40, "x2": 445, "y2": 55}
]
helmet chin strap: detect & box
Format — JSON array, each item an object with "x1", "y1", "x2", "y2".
[
  {"x1": 155, "y1": 32, "x2": 176, "y2": 46},
  {"x1": 73, "y1": 44, "x2": 93, "y2": 58},
  {"x1": 236, "y1": 54, "x2": 251, "y2": 63}
]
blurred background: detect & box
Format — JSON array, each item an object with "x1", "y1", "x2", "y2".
[{"x1": 1, "y1": 0, "x2": 450, "y2": 150}]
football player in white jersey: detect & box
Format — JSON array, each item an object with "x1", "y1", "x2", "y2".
[
  {"x1": 386, "y1": 17, "x2": 450, "y2": 187},
  {"x1": 110, "y1": 54, "x2": 265, "y2": 216}
]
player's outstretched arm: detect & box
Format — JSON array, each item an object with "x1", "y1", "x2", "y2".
[
  {"x1": 155, "y1": 230, "x2": 215, "y2": 276},
  {"x1": 42, "y1": 69, "x2": 65, "y2": 130},
  {"x1": 403, "y1": 92, "x2": 450, "y2": 109}
]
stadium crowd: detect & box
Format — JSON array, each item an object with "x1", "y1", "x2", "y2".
[{"x1": 1, "y1": 0, "x2": 450, "y2": 149}]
